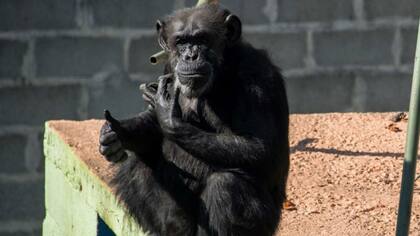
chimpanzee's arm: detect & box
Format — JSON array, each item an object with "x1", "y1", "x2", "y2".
[
  {"x1": 117, "y1": 110, "x2": 162, "y2": 154},
  {"x1": 154, "y1": 75, "x2": 283, "y2": 169},
  {"x1": 167, "y1": 116, "x2": 277, "y2": 169}
]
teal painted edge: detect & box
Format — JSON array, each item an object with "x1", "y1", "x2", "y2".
[
  {"x1": 43, "y1": 123, "x2": 148, "y2": 236},
  {"x1": 396, "y1": 19, "x2": 420, "y2": 236}
]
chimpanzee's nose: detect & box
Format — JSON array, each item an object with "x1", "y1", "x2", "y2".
[
  {"x1": 183, "y1": 46, "x2": 199, "y2": 61},
  {"x1": 184, "y1": 52, "x2": 198, "y2": 61}
]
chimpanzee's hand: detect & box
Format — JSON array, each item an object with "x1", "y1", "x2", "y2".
[
  {"x1": 99, "y1": 110, "x2": 128, "y2": 163},
  {"x1": 139, "y1": 82, "x2": 158, "y2": 109},
  {"x1": 154, "y1": 74, "x2": 183, "y2": 137}
]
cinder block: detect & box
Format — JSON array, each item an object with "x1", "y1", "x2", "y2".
[
  {"x1": 0, "y1": 134, "x2": 27, "y2": 174},
  {"x1": 365, "y1": 0, "x2": 420, "y2": 20},
  {"x1": 285, "y1": 71, "x2": 355, "y2": 113},
  {"x1": 128, "y1": 36, "x2": 163, "y2": 76},
  {"x1": 35, "y1": 37, "x2": 124, "y2": 77},
  {"x1": 313, "y1": 29, "x2": 394, "y2": 67},
  {"x1": 0, "y1": 84, "x2": 85, "y2": 126},
  {"x1": 0, "y1": 230, "x2": 42, "y2": 236},
  {"x1": 87, "y1": 71, "x2": 148, "y2": 119},
  {"x1": 241, "y1": 0, "x2": 272, "y2": 25},
  {"x1": 401, "y1": 28, "x2": 418, "y2": 65},
  {"x1": 245, "y1": 32, "x2": 307, "y2": 70},
  {"x1": 181, "y1": 0, "x2": 268, "y2": 24},
  {"x1": 0, "y1": 179, "x2": 44, "y2": 220},
  {"x1": 89, "y1": 0, "x2": 173, "y2": 28},
  {"x1": 355, "y1": 71, "x2": 411, "y2": 112},
  {"x1": 277, "y1": 0, "x2": 353, "y2": 23},
  {"x1": 0, "y1": 0, "x2": 76, "y2": 31},
  {"x1": 185, "y1": 0, "x2": 241, "y2": 12},
  {"x1": 0, "y1": 40, "x2": 27, "y2": 78}
]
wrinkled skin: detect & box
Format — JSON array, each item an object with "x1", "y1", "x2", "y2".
[{"x1": 99, "y1": 4, "x2": 289, "y2": 236}]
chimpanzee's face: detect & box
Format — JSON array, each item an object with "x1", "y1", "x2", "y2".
[{"x1": 156, "y1": 5, "x2": 241, "y2": 98}]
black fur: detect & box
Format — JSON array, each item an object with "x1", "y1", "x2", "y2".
[{"x1": 99, "y1": 4, "x2": 289, "y2": 236}]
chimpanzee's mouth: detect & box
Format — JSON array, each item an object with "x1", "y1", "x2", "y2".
[
  {"x1": 177, "y1": 72, "x2": 209, "y2": 87},
  {"x1": 176, "y1": 62, "x2": 212, "y2": 77},
  {"x1": 177, "y1": 72, "x2": 207, "y2": 78}
]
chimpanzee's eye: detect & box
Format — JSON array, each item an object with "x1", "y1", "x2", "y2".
[
  {"x1": 175, "y1": 37, "x2": 187, "y2": 46},
  {"x1": 175, "y1": 37, "x2": 181, "y2": 45}
]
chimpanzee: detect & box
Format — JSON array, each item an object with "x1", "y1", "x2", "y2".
[{"x1": 99, "y1": 3, "x2": 289, "y2": 236}]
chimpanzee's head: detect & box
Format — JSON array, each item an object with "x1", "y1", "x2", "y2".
[{"x1": 156, "y1": 4, "x2": 242, "y2": 98}]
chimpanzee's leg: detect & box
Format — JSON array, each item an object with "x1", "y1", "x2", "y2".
[
  {"x1": 197, "y1": 172, "x2": 280, "y2": 236},
  {"x1": 112, "y1": 154, "x2": 196, "y2": 236}
]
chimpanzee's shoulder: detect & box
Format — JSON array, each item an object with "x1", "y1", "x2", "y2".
[
  {"x1": 234, "y1": 41, "x2": 282, "y2": 80},
  {"x1": 230, "y1": 41, "x2": 285, "y2": 102},
  {"x1": 237, "y1": 42, "x2": 283, "y2": 87}
]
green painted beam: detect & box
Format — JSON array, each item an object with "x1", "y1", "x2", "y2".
[
  {"x1": 396, "y1": 19, "x2": 420, "y2": 236},
  {"x1": 43, "y1": 123, "x2": 147, "y2": 236}
]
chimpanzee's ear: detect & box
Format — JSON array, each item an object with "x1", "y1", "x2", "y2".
[
  {"x1": 156, "y1": 19, "x2": 170, "y2": 51},
  {"x1": 224, "y1": 14, "x2": 242, "y2": 44}
]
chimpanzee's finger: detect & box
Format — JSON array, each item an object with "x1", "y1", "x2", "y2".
[
  {"x1": 139, "y1": 82, "x2": 158, "y2": 94},
  {"x1": 99, "y1": 141, "x2": 123, "y2": 156},
  {"x1": 142, "y1": 94, "x2": 155, "y2": 108},
  {"x1": 147, "y1": 82, "x2": 158, "y2": 94},
  {"x1": 157, "y1": 76, "x2": 170, "y2": 94},
  {"x1": 107, "y1": 150, "x2": 128, "y2": 163},
  {"x1": 139, "y1": 83, "x2": 156, "y2": 108},
  {"x1": 99, "y1": 131, "x2": 118, "y2": 145},
  {"x1": 157, "y1": 75, "x2": 172, "y2": 104},
  {"x1": 139, "y1": 83, "x2": 147, "y2": 93},
  {"x1": 171, "y1": 88, "x2": 182, "y2": 118},
  {"x1": 142, "y1": 86, "x2": 157, "y2": 101},
  {"x1": 142, "y1": 92, "x2": 154, "y2": 103}
]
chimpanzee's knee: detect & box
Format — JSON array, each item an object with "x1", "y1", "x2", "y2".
[{"x1": 198, "y1": 172, "x2": 279, "y2": 236}]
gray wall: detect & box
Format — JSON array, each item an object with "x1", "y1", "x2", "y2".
[{"x1": 0, "y1": 0, "x2": 419, "y2": 235}]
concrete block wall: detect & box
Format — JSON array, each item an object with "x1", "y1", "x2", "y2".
[{"x1": 0, "y1": 0, "x2": 418, "y2": 235}]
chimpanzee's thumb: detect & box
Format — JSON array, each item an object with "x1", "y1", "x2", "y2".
[{"x1": 104, "y1": 110, "x2": 122, "y2": 134}]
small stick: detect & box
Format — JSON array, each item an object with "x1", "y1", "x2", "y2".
[{"x1": 150, "y1": 50, "x2": 169, "y2": 65}]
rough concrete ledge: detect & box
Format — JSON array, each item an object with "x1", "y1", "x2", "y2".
[
  {"x1": 43, "y1": 113, "x2": 420, "y2": 235},
  {"x1": 43, "y1": 120, "x2": 146, "y2": 236}
]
